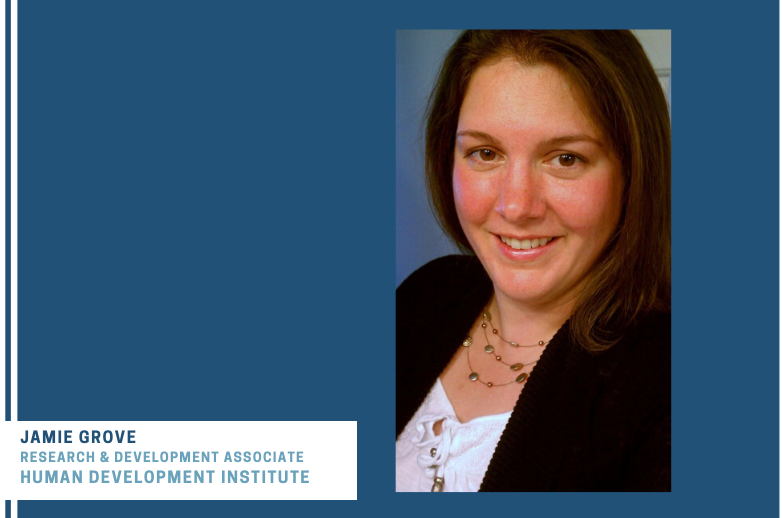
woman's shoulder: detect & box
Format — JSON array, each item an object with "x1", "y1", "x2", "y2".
[
  {"x1": 599, "y1": 311, "x2": 670, "y2": 490},
  {"x1": 591, "y1": 310, "x2": 671, "y2": 397},
  {"x1": 621, "y1": 310, "x2": 671, "y2": 367},
  {"x1": 629, "y1": 310, "x2": 671, "y2": 342},
  {"x1": 397, "y1": 255, "x2": 489, "y2": 301},
  {"x1": 396, "y1": 255, "x2": 492, "y2": 354}
]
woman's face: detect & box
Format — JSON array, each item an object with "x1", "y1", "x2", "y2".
[{"x1": 454, "y1": 59, "x2": 624, "y2": 310}]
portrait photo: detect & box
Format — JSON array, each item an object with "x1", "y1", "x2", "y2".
[{"x1": 396, "y1": 30, "x2": 671, "y2": 492}]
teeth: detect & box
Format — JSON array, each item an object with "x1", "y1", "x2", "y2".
[{"x1": 501, "y1": 236, "x2": 554, "y2": 250}]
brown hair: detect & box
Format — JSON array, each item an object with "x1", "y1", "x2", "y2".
[{"x1": 425, "y1": 30, "x2": 671, "y2": 350}]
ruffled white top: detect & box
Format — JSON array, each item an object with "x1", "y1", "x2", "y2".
[{"x1": 395, "y1": 378, "x2": 511, "y2": 492}]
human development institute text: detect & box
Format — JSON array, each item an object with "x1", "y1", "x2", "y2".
[
  {"x1": 21, "y1": 469, "x2": 308, "y2": 484},
  {"x1": 19, "y1": 450, "x2": 309, "y2": 484}
]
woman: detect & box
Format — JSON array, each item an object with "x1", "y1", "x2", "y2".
[{"x1": 396, "y1": 31, "x2": 670, "y2": 492}]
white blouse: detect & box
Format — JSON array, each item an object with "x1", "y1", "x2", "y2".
[{"x1": 395, "y1": 378, "x2": 511, "y2": 492}]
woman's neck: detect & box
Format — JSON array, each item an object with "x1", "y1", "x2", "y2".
[{"x1": 490, "y1": 289, "x2": 574, "y2": 345}]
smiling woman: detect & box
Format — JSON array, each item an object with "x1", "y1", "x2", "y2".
[{"x1": 396, "y1": 31, "x2": 671, "y2": 492}]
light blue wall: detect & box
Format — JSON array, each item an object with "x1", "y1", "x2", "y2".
[{"x1": 395, "y1": 30, "x2": 461, "y2": 287}]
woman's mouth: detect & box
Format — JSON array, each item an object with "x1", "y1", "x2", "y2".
[{"x1": 499, "y1": 235, "x2": 558, "y2": 250}]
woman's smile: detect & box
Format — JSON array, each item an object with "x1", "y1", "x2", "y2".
[
  {"x1": 498, "y1": 235, "x2": 557, "y2": 250},
  {"x1": 495, "y1": 234, "x2": 560, "y2": 262}
]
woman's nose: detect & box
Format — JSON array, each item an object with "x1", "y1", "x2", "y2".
[{"x1": 495, "y1": 162, "x2": 546, "y2": 221}]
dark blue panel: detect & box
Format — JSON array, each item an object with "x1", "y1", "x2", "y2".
[
  {"x1": 18, "y1": 1, "x2": 390, "y2": 422},
  {"x1": 10, "y1": 0, "x2": 780, "y2": 517}
]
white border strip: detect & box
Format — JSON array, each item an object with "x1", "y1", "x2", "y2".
[
  {"x1": 0, "y1": 0, "x2": 6, "y2": 431},
  {"x1": 7, "y1": 0, "x2": 16, "y2": 515},
  {"x1": 9, "y1": 0, "x2": 16, "y2": 427}
]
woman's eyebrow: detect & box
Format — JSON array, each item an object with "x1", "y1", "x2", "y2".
[
  {"x1": 455, "y1": 130, "x2": 502, "y2": 147},
  {"x1": 541, "y1": 134, "x2": 604, "y2": 148},
  {"x1": 456, "y1": 131, "x2": 604, "y2": 149}
]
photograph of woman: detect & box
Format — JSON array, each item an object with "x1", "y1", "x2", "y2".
[{"x1": 396, "y1": 30, "x2": 671, "y2": 492}]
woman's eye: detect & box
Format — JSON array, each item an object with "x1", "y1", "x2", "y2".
[
  {"x1": 556, "y1": 153, "x2": 579, "y2": 167},
  {"x1": 470, "y1": 149, "x2": 498, "y2": 162},
  {"x1": 552, "y1": 153, "x2": 584, "y2": 168}
]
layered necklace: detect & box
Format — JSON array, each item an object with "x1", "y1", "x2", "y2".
[
  {"x1": 429, "y1": 309, "x2": 553, "y2": 492},
  {"x1": 462, "y1": 310, "x2": 551, "y2": 388}
]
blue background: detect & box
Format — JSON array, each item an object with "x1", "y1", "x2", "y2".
[{"x1": 7, "y1": 0, "x2": 780, "y2": 517}]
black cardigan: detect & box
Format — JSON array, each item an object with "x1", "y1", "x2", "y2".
[{"x1": 396, "y1": 255, "x2": 671, "y2": 492}]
